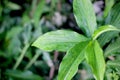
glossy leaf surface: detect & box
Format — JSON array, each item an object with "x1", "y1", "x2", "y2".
[
  {"x1": 58, "y1": 41, "x2": 89, "y2": 80},
  {"x1": 33, "y1": 0, "x2": 45, "y2": 27},
  {"x1": 73, "y1": 0, "x2": 97, "y2": 37},
  {"x1": 92, "y1": 25, "x2": 120, "y2": 40},
  {"x1": 32, "y1": 30, "x2": 88, "y2": 52},
  {"x1": 85, "y1": 40, "x2": 105, "y2": 80}
]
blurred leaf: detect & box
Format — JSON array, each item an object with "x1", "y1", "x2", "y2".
[
  {"x1": 32, "y1": 30, "x2": 88, "y2": 52},
  {"x1": 98, "y1": 2, "x2": 120, "y2": 47},
  {"x1": 85, "y1": 40, "x2": 105, "y2": 80},
  {"x1": 105, "y1": 2, "x2": 120, "y2": 27},
  {"x1": 32, "y1": 23, "x2": 43, "y2": 40},
  {"x1": 0, "y1": 51, "x2": 4, "y2": 56},
  {"x1": 5, "y1": 70, "x2": 43, "y2": 80},
  {"x1": 6, "y1": 2, "x2": 21, "y2": 10},
  {"x1": 22, "y1": 12, "x2": 30, "y2": 24},
  {"x1": 104, "y1": 0, "x2": 114, "y2": 17},
  {"x1": 7, "y1": 36, "x2": 21, "y2": 57},
  {"x1": 22, "y1": 24, "x2": 32, "y2": 44},
  {"x1": 107, "y1": 60, "x2": 120, "y2": 71},
  {"x1": 33, "y1": 0, "x2": 45, "y2": 27},
  {"x1": 0, "y1": 5, "x2": 2, "y2": 17},
  {"x1": 25, "y1": 49, "x2": 33, "y2": 60},
  {"x1": 73, "y1": 0, "x2": 97, "y2": 37},
  {"x1": 105, "y1": 69, "x2": 119, "y2": 80},
  {"x1": 58, "y1": 41, "x2": 89, "y2": 80},
  {"x1": 6, "y1": 27, "x2": 22, "y2": 40},
  {"x1": 112, "y1": 72, "x2": 119, "y2": 80},
  {"x1": 105, "y1": 38, "x2": 120, "y2": 57},
  {"x1": 92, "y1": 25, "x2": 120, "y2": 40}
]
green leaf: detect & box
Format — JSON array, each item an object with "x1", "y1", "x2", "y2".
[
  {"x1": 103, "y1": 0, "x2": 114, "y2": 17},
  {"x1": 0, "y1": 5, "x2": 2, "y2": 17},
  {"x1": 6, "y1": 27, "x2": 22, "y2": 40},
  {"x1": 33, "y1": 0, "x2": 45, "y2": 27},
  {"x1": 105, "y1": 2, "x2": 120, "y2": 27},
  {"x1": 5, "y1": 70, "x2": 43, "y2": 80},
  {"x1": 32, "y1": 30, "x2": 88, "y2": 52},
  {"x1": 22, "y1": 12, "x2": 31, "y2": 24},
  {"x1": 105, "y1": 38, "x2": 120, "y2": 57},
  {"x1": 85, "y1": 40, "x2": 105, "y2": 80},
  {"x1": 58, "y1": 41, "x2": 89, "y2": 80},
  {"x1": 98, "y1": 2, "x2": 120, "y2": 47},
  {"x1": 92, "y1": 25, "x2": 120, "y2": 40},
  {"x1": 7, "y1": 2, "x2": 21, "y2": 10},
  {"x1": 73, "y1": 0, "x2": 97, "y2": 37},
  {"x1": 22, "y1": 25, "x2": 32, "y2": 44}
]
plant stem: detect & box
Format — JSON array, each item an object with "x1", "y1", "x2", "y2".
[
  {"x1": 13, "y1": 43, "x2": 30, "y2": 70},
  {"x1": 24, "y1": 52, "x2": 41, "y2": 70}
]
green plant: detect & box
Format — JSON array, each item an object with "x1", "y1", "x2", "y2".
[
  {"x1": 32, "y1": 0, "x2": 120, "y2": 80},
  {"x1": 0, "y1": 0, "x2": 46, "y2": 79}
]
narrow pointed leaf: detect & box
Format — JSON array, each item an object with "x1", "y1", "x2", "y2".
[
  {"x1": 58, "y1": 41, "x2": 89, "y2": 80},
  {"x1": 85, "y1": 40, "x2": 105, "y2": 80},
  {"x1": 32, "y1": 30, "x2": 88, "y2": 52},
  {"x1": 92, "y1": 25, "x2": 120, "y2": 40},
  {"x1": 103, "y1": 0, "x2": 114, "y2": 17},
  {"x1": 73, "y1": 0, "x2": 97, "y2": 37},
  {"x1": 98, "y1": 2, "x2": 120, "y2": 47},
  {"x1": 105, "y1": 2, "x2": 120, "y2": 26},
  {"x1": 33, "y1": 0, "x2": 45, "y2": 27},
  {"x1": 5, "y1": 70, "x2": 43, "y2": 80}
]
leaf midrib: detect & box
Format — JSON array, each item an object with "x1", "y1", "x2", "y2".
[
  {"x1": 65, "y1": 50, "x2": 85, "y2": 79},
  {"x1": 59, "y1": 42, "x2": 89, "y2": 80}
]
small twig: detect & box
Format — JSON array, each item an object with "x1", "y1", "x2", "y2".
[
  {"x1": 49, "y1": 51, "x2": 59, "y2": 80},
  {"x1": 49, "y1": 66, "x2": 55, "y2": 80}
]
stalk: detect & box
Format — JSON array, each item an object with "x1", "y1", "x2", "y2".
[
  {"x1": 13, "y1": 43, "x2": 30, "y2": 70},
  {"x1": 24, "y1": 52, "x2": 41, "y2": 70}
]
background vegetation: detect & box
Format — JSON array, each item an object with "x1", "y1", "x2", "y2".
[{"x1": 0, "y1": 0, "x2": 120, "y2": 80}]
